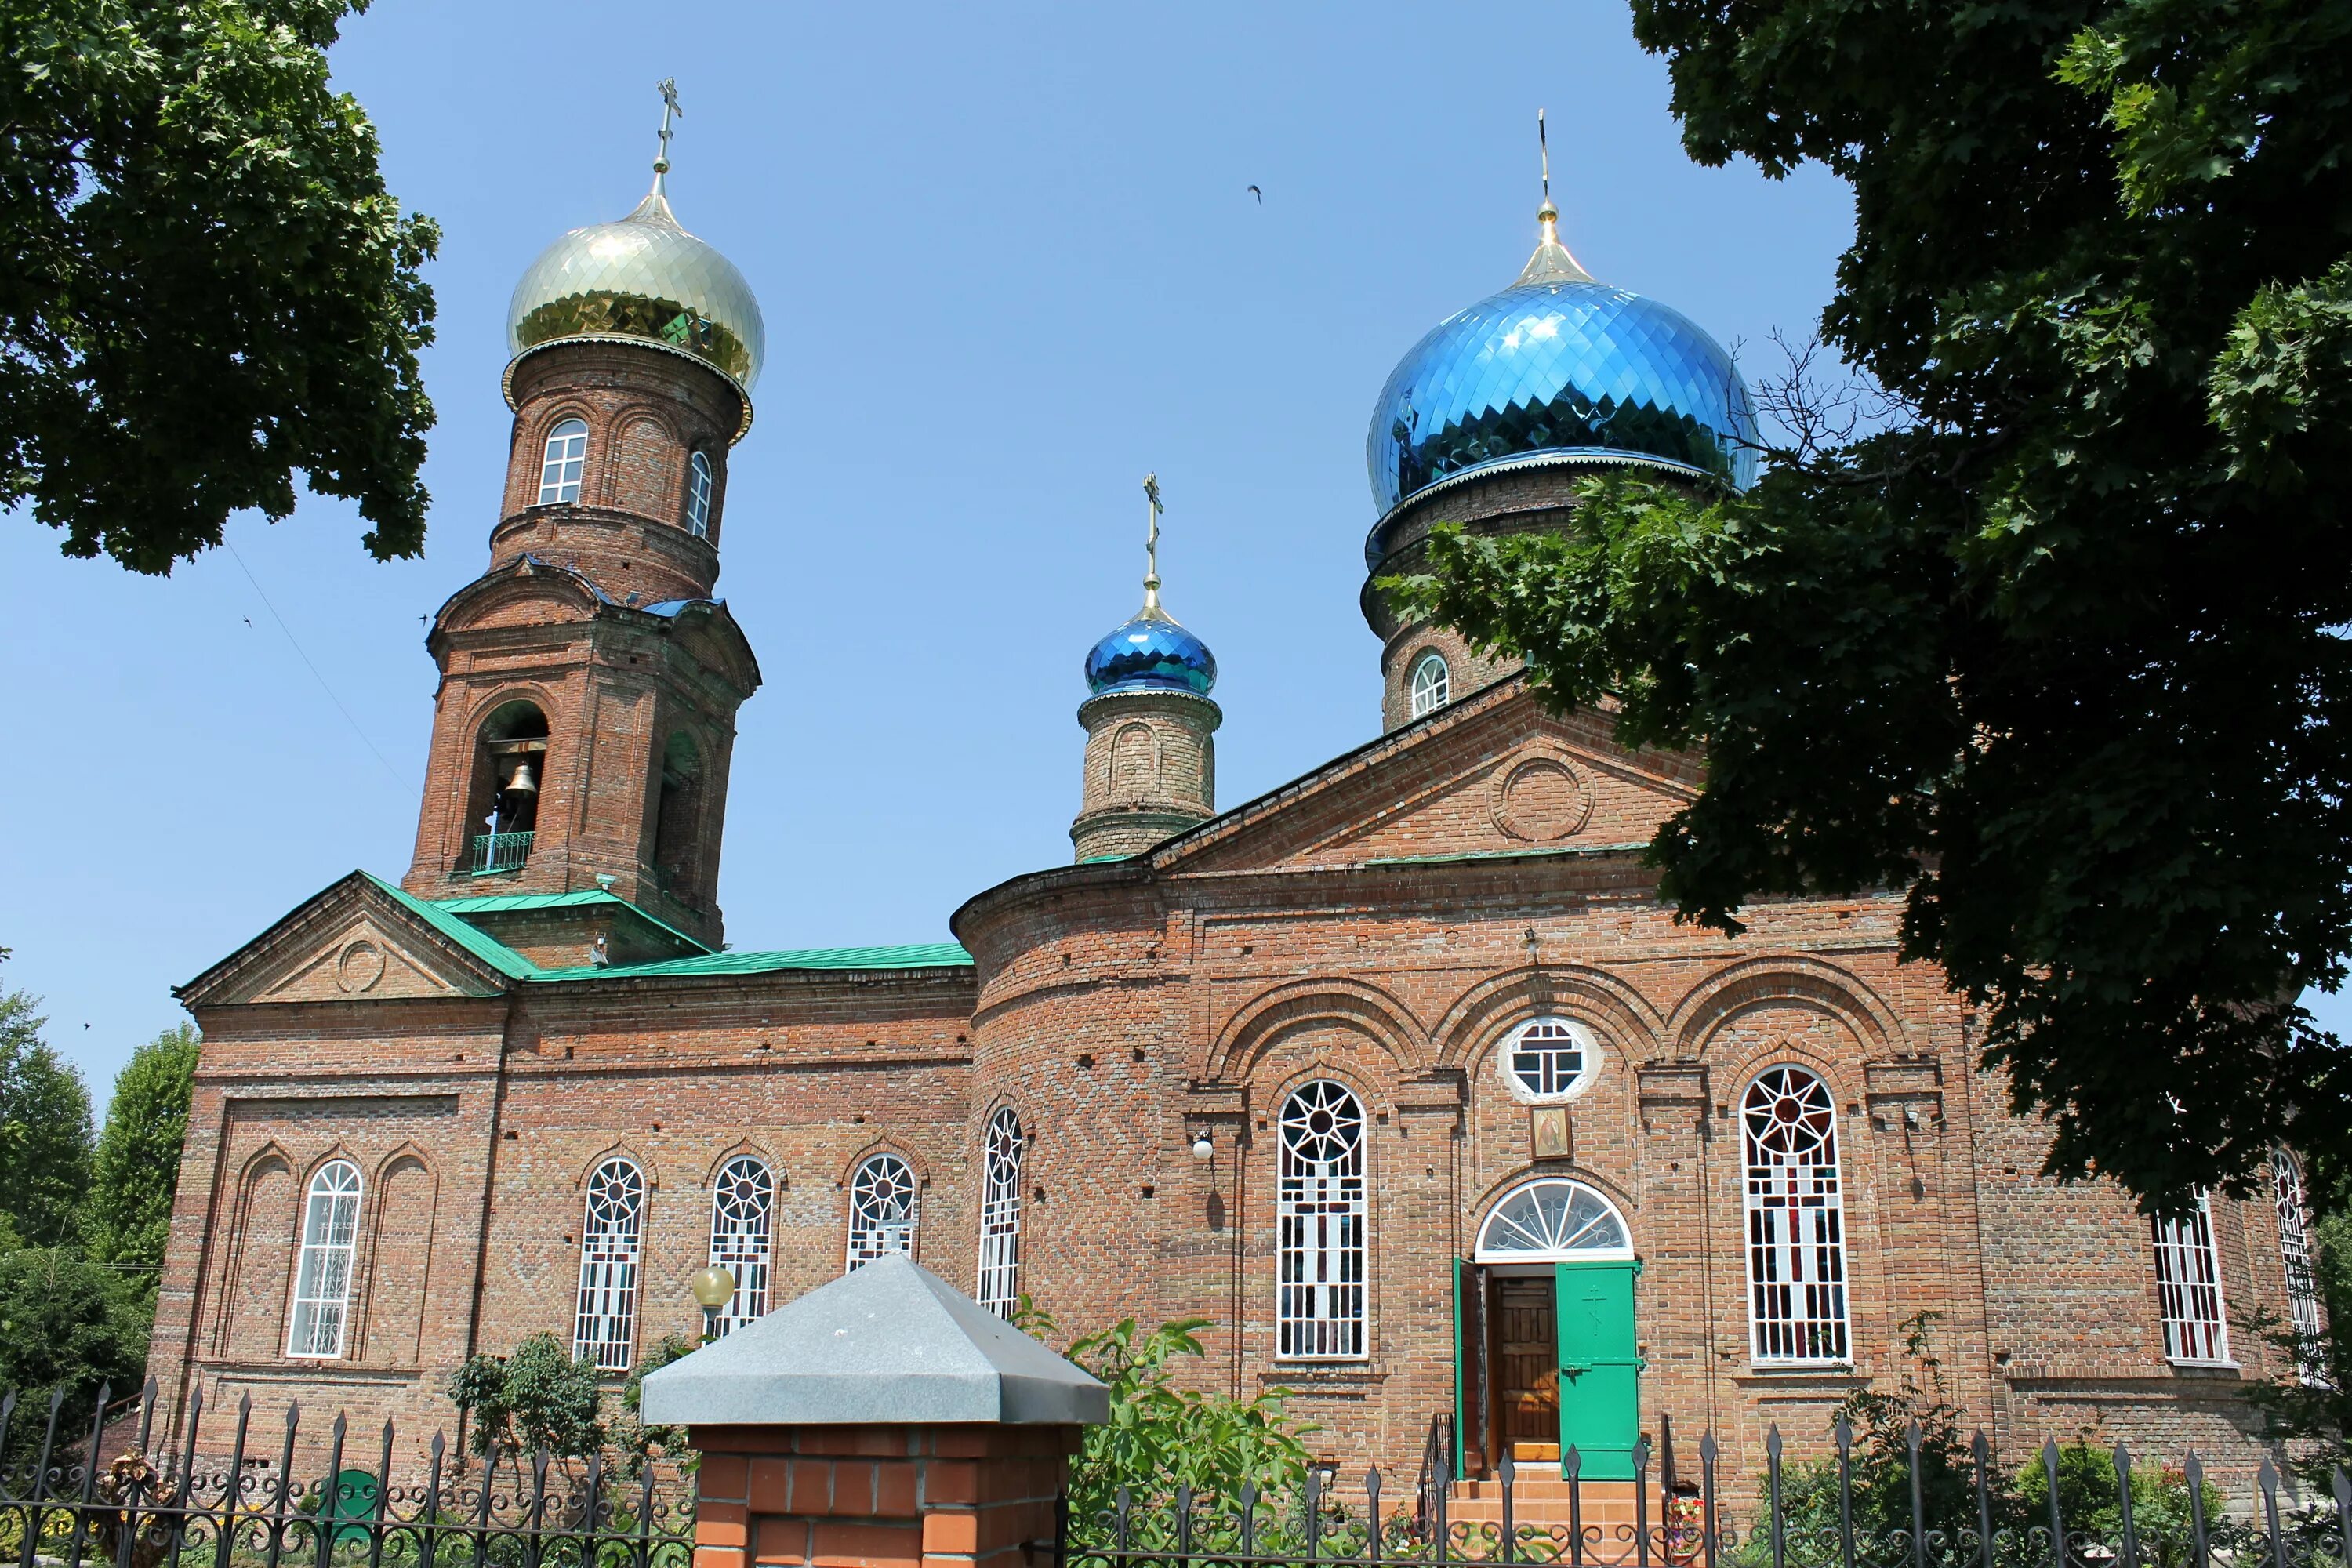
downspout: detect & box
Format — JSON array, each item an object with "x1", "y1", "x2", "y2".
[{"x1": 456, "y1": 985, "x2": 521, "y2": 1461}]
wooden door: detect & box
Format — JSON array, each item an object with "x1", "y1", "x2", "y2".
[{"x1": 1491, "y1": 1275, "x2": 1559, "y2": 1460}]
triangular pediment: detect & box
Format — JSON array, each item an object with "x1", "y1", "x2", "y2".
[
  {"x1": 1156, "y1": 676, "x2": 1701, "y2": 877},
  {"x1": 178, "y1": 872, "x2": 524, "y2": 1008}
]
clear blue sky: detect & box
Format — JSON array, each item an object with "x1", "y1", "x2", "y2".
[{"x1": 7, "y1": 0, "x2": 2339, "y2": 1105}]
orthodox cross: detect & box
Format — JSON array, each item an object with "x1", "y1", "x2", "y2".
[
  {"x1": 654, "y1": 78, "x2": 684, "y2": 179},
  {"x1": 1142, "y1": 472, "x2": 1164, "y2": 609}
]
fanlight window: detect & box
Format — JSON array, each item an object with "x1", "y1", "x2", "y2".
[
  {"x1": 1277, "y1": 1080, "x2": 1367, "y2": 1360},
  {"x1": 847, "y1": 1152, "x2": 917, "y2": 1270},
  {"x1": 977, "y1": 1109, "x2": 1024, "y2": 1318},
  {"x1": 1505, "y1": 1016, "x2": 1594, "y2": 1101},
  {"x1": 537, "y1": 418, "x2": 589, "y2": 506},
  {"x1": 1410, "y1": 652, "x2": 1451, "y2": 718},
  {"x1": 2152, "y1": 1191, "x2": 2230, "y2": 1364},
  {"x1": 706, "y1": 1155, "x2": 774, "y2": 1338},
  {"x1": 2273, "y1": 1150, "x2": 2326, "y2": 1382},
  {"x1": 285, "y1": 1160, "x2": 363, "y2": 1358},
  {"x1": 686, "y1": 451, "x2": 714, "y2": 537},
  {"x1": 574, "y1": 1157, "x2": 645, "y2": 1370},
  {"x1": 1475, "y1": 1178, "x2": 1631, "y2": 1261},
  {"x1": 1742, "y1": 1066, "x2": 1850, "y2": 1363}
]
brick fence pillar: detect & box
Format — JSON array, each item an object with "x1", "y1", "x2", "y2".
[
  {"x1": 641, "y1": 1257, "x2": 1107, "y2": 1568},
  {"x1": 687, "y1": 1421, "x2": 1081, "y2": 1568}
]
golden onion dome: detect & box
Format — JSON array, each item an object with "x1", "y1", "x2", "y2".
[{"x1": 505, "y1": 182, "x2": 765, "y2": 412}]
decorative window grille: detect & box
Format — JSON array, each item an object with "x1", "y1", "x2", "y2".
[
  {"x1": 977, "y1": 1109, "x2": 1024, "y2": 1318},
  {"x1": 285, "y1": 1160, "x2": 363, "y2": 1358},
  {"x1": 1506, "y1": 1017, "x2": 1592, "y2": 1099},
  {"x1": 1277, "y1": 1080, "x2": 1367, "y2": 1360},
  {"x1": 847, "y1": 1152, "x2": 917, "y2": 1271},
  {"x1": 1475, "y1": 1178, "x2": 1631, "y2": 1261},
  {"x1": 574, "y1": 1158, "x2": 645, "y2": 1370},
  {"x1": 537, "y1": 418, "x2": 589, "y2": 505},
  {"x1": 2151, "y1": 1191, "x2": 2230, "y2": 1363},
  {"x1": 1409, "y1": 653, "x2": 1450, "y2": 718},
  {"x1": 1742, "y1": 1066, "x2": 1850, "y2": 1363},
  {"x1": 705, "y1": 1155, "x2": 774, "y2": 1338},
  {"x1": 2273, "y1": 1150, "x2": 2327, "y2": 1382},
  {"x1": 686, "y1": 451, "x2": 714, "y2": 536}
]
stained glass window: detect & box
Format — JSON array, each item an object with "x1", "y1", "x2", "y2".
[
  {"x1": 977, "y1": 1109, "x2": 1023, "y2": 1318},
  {"x1": 537, "y1": 418, "x2": 588, "y2": 506},
  {"x1": 1506, "y1": 1017, "x2": 1593, "y2": 1100},
  {"x1": 1277, "y1": 1080, "x2": 1367, "y2": 1360},
  {"x1": 2274, "y1": 1150, "x2": 2327, "y2": 1383},
  {"x1": 286, "y1": 1160, "x2": 363, "y2": 1358},
  {"x1": 1742, "y1": 1066, "x2": 1849, "y2": 1363},
  {"x1": 848, "y1": 1153, "x2": 917, "y2": 1271},
  {"x1": 2152, "y1": 1191, "x2": 2230, "y2": 1364},
  {"x1": 574, "y1": 1158, "x2": 644, "y2": 1370},
  {"x1": 686, "y1": 451, "x2": 714, "y2": 537},
  {"x1": 706, "y1": 1155, "x2": 773, "y2": 1338},
  {"x1": 1475, "y1": 1178, "x2": 1630, "y2": 1261},
  {"x1": 1410, "y1": 653, "x2": 1450, "y2": 718}
]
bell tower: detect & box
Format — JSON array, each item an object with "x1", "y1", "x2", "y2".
[{"x1": 401, "y1": 93, "x2": 764, "y2": 953}]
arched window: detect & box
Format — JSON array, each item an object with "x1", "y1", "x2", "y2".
[
  {"x1": 1501, "y1": 1016, "x2": 1597, "y2": 1101},
  {"x1": 847, "y1": 1152, "x2": 917, "y2": 1271},
  {"x1": 1475, "y1": 1178, "x2": 1632, "y2": 1261},
  {"x1": 1742, "y1": 1066, "x2": 1849, "y2": 1363},
  {"x1": 537, "y1": 418, "x2": 590, "y2": 505},
  {"x1": 685, "y1": 451, "x2": 714, "y2": 537},
  {"x1": 2273, "y1": 1150, "x2": 2325, "y2": 1381},
  {"x1": 1409, "y1": 652, "x2": 1451, "y2": 718},
  {"x1": 706, "y1": 1155, "x2": 774, "y2": 1338},
  {"x1": 285, "y1": 1160, "x2": 363, "y2": 1358},
  {"x1": 574, "y1": 1158, "x2": 645, "y2": 1370},
  {"x1": 977, "y1": 1109, "x2": 1024, "y2": 1318},
  {"x1": 1277, "y1": 1080, "x2": 1367, "y2": 1360},
  {"x1": 2152, "y1": 1190, "x2": 2230, "y2": 1364}
]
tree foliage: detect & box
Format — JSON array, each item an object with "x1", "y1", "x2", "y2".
[
  {"x1": 0, "y1": 0, "x2": 439, "y2": 573},
  {"x1": 0, "y1": 962, "x2": 93, "y2": 1247},
  {"x1": 1390, "y1": 0, "x2": 2352, "y2": 1206},
  {"x1": 0, "y1": 1244, "x2": 148, "y2": 1463},
  {"x1": 445, "y1": 1332, "x2": 607, "y2": 1464},
  {"x1": 85, "y1": 1023, "x2": 200, "y2": 1284}
]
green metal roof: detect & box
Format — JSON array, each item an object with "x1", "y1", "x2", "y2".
[
  {"x1": 363, "y1": 874, "x2": 540, "y2": 979},
  {"x1": 529, "y1": 942, "x2": 973, "y2": 982},
  {"x1": 430, "y1": 888, "x2": 710, "y2": 954}
]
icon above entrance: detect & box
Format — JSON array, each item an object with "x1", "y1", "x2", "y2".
[{"x1": 1457, "y1": 1178, "x2": 1642, "y2": 1483}]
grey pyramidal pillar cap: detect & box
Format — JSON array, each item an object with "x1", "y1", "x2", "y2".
[{"x1": 639, "y1": 1255, "x2": 1109, "y2": 1426}]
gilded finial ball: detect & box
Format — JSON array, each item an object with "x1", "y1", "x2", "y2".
[
  {"x1": 689, "y1": 1265, "x2": 736, "y2": 1310},
  {"x1": 1537, "y1": 198, "x2": 1559, "y2": 223}
]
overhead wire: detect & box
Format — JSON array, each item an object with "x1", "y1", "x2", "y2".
[{"x1": 224, "y1": 539, "x2": 406, "y2": 787}]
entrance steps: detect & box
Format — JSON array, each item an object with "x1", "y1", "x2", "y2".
[{"x1": 1445, "y1": 1474, "x2": 1668, "y2": 1533}]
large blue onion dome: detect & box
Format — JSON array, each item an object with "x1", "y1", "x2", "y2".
[
  {"x1": 1366, "y1": 202, "x2": 1759, "y2": 516},
  {"x1": 1085, "y1": 597, "x2": 1217, "y2": 697}
]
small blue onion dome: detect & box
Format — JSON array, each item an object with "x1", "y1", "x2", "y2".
[
  {"x1": 1366, "y1": 204, "x2": 1759, "y2": 514},
  {"x1": 1084, "y1": 604, "x2": 1217, "y2": 697}
]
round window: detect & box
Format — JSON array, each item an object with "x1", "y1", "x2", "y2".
[{"x1": 1501, "y1": 1016, "x2": 1598, "y2": 1102}]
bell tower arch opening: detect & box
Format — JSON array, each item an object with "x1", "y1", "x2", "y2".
[
  {"x1": 462, "y1": 700, "x2": 550, "y2": 877},
  {"x1": 652, "y1": 729, "x2": 704, "y2": 898}
]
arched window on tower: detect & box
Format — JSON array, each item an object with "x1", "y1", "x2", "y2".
[
  {"x1": 2151, "y1": 1189, "x2": 2230, "y2": 1363},
  {"x1": 537, "y1": 418, "x2": 589, "y2": 506},
  {"x1": 1410, "y1": 652, "x2": 1451, "y2": 718},
  {"x1": 847, "y1": 1152, "x2": 917, "y2": 1271},
  {"x1": 465, "y1": 701, "x2": 550, "y2": 876},
  {"x1": 1742, "y1": 1066, "x2": 1850, "y2": 1363},
  {"x1": 574, "y1": 1157, "x2": 645, "y2": 1370},
  {"x1": 1277, "y1": 1080, "x2": 1367, "y2": 1359},
  {"x1": 977, "y1": 1109, "x2": 1023, "y2": 1317},
  {"x1": 686, "y1": 450, "x2": 714, "y2": 537},
  {"x1": 2273, "y1": 1150, "x2": 2325, "y2": 1382},
  {"x1": 285, "y1": 1160, "x2": 363, "y2": 1358},
  {"x1": 706, "y1": 1155, "x2": 774, "y2": 1338}
]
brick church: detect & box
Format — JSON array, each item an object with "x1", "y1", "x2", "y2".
[{"x1": 150, "y1": 135, "x2": 2325, "y2": 1496}]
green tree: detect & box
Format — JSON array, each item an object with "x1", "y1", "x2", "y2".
[
  {"x1": 0, "y1": 1243, "x2": 148, "y2": 1461},
  {"x1": 0, "y1": 963, "x2": 94, "y2": 1247},
  {"x1": 0, "y1": 0, "x2": 439, "y2": 573},
  {"x1": 445, "y1": 1331, "x2": 608, "y2": 1465},
  {"x1": 85, "y1": 1023, "x2": 201, "y2": 1285},
  {"x1": 1390, "y1": 0, "x2": 2352, "y2": 1207}
]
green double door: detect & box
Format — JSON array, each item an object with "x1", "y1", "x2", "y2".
[{"x1": 1455, "y1": 1258, "x2": 1641, "y2": 1480}]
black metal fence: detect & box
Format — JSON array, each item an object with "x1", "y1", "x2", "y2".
[
  {"x1": 1062, "y1": 1425, "x2": 2352, "y2": 1568},
  {"x1": 1, "y1": 1381, "x2": 693, "y2": 1568}
]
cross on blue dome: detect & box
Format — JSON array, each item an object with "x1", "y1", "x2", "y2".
[{"x1": 1366, "y1": 203, "x2": 1759, "y2": 516}]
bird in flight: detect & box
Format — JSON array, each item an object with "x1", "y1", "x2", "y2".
[
  {"x1": 241, "y1": 616, "x2": 252, "y2": 626},
  {"x1": 1247, "y1": 184, "x2": 1262, "y2": 204}
]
